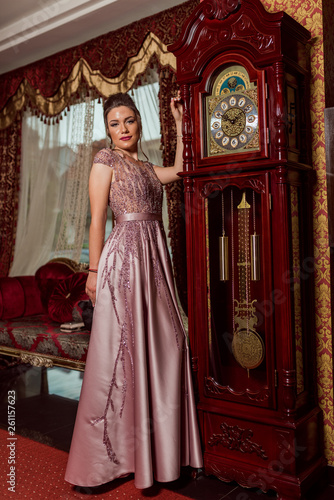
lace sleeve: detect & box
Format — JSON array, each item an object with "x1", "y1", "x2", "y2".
[
  {"x1": 145, "y1": 161, "x2": 163, "y2": 185},
  {"x1": 93, "y1": 148, "x2": 116, "y2": 168}
]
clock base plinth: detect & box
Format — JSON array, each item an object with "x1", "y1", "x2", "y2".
[
  {"x1": 204, "y1": 454, "x2": 326, "y2": 500},
  {"x1": 202, "y1": 407, "x2": 326, "y2": 500}
]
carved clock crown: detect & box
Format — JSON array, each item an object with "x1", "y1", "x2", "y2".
[
  {"x1": 201, "y1": 0, "x2": 241, "y2": 20},
  {"x1": 169, "y1": 0, "x2": 312, "y2": 168},
  {"x1": 169, "y1": 0, "x2": 310, "y2": 83}
]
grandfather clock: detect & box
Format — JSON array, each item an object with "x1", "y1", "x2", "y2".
[{"x1": 169, "y1": 0, "x2": 326, "y2": 498}]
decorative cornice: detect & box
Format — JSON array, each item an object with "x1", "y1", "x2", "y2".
[{"x1": 0, "y1": 33, "x2": 176, "y2": 129}]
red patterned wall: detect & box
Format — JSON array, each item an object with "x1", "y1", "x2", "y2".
[{"x1": 262, "y1": 0, "x2": 333, "y2": 466}]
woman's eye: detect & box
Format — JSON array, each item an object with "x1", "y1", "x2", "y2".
[{"x1": 110, "y1": 123, "x2": 118, "y2": 127}]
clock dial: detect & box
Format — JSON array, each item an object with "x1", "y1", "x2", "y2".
[
  {"x1": 209, "y1": 93, "x2": 259, "y2": 153},
  {"x1": 221, "y1": 108, "x2": 246, "y2": 137}
]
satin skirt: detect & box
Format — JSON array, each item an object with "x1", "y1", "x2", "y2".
[{"x1": 65, "y1": 220, "x2": 203, "y2": 489}]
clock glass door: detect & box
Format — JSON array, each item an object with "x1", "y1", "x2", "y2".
[{"x1": 203, "y1": 174, "x2": 275, "y2": 408}]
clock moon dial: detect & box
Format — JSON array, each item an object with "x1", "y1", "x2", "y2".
[{"x1": 210, "y1": 93, "x2": 259, "y2": 152}]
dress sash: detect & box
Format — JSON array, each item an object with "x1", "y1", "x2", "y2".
[{"x1": 116, "y1": 213, "x2": 162, "y2": 224}]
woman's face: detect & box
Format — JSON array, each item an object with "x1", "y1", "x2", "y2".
[{"x1": 107, "y1": 106, "x2": 140, "y2": 152}]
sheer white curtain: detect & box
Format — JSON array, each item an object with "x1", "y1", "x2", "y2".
[
  {"x1": 10, "y1": 114, "x2": 70, "y2": 276},
  {"x1": 53, "y1": 96, "x2": 95, "y2": 261},
  {"x1": 132, "y1": 72, "x2": 162, "y2": 166},
  {"x1": 10, "y1": 98, "x2": 95, "y2": 276},
  {"x1": 131, "y1": 73, "x2": 171, "y2": 250}
]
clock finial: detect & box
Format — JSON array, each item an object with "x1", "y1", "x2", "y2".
[{"x1": 202, "y1": 0, "x2": 241, "y2": 20}]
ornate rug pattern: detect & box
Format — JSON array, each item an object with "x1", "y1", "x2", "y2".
[{"x1": 0, "y1": 428, "x2": 188, "y2": 499}]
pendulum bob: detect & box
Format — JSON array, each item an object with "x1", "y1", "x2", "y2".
[
  {"x1": 231, "y1": 191, "x2": 265, "y2": 373},
  {"x1": 232, "y1": 326, "x2": 265, "y2": 375},
  {"x1": 250, "y1": 233, "x2": 260, "y2": 281},
  {"x1": 219, "y1": 235, "x2": 229, "y2": 281},
  {"x1": 232, "y1": 301, "x2": 265, "y2": 374}
]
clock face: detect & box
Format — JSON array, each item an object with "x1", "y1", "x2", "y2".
[{"x1": 210, "y1": 93, "x2": 259, "y2": 152}]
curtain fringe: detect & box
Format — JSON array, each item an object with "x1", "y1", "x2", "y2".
[{"x1": 0, "y1": 33, "x2": 176, "y2": 130}]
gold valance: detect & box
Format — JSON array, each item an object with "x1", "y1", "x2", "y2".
[{"x1": 0, "y1": 33, "x2": 176, "y2": 130}]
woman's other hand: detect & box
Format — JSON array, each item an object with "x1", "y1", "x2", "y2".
[
  {"x1": 170, "y1": 90, "x2": 183, "y2": 124},
  {"x1": 86, "y1": 272, "x2": 97, "y2": 307}
]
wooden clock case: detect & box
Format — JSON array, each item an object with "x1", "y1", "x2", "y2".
[{"x1": 169, "y1": 1, "x2": 326, "y2": 499}]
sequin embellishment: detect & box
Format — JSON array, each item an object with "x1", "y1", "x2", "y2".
[{"x1": 90, "y1": 150, "x2": 183, "y2": 465}]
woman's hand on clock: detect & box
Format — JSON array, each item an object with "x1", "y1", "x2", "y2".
[{"x1": 170, "y1": 90, "x2": 183, "y2": 124}]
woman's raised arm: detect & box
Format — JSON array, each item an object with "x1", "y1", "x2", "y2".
[{"x1": 153, "y1": 95, "x2": 184, "y2": 185}]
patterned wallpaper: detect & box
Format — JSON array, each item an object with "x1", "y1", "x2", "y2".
[
  {"x1": 261, "y1": 0, "x2": 333, "y2": 466},
  {"x1": 323, "y1": 0, "x2": 334, "y2": 107}
]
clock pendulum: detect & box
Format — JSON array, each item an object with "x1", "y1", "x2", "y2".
[
  {"x1": 219, "y1": 191, "x2": 229, "y2": 281},
  {"x1": 231, "y1": 190, "x2": 265, "y2": 375},
  {"x1": 251, "y1": 190, "x2": 260, "y2": 281}
]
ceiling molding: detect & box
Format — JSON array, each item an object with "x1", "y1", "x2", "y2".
[
  {"x1": 0, "y1": 0, "x2": 185, "y2": 76},
  {"x1": 0, "y1": 1, "x2": 119, "y2": 52}
]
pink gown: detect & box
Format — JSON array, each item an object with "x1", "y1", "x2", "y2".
[{"x1": 65, "y1": 149, "x2": 203, "y2": 489}]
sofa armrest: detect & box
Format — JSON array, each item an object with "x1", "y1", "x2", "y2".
[{"x1": 0, "y1": 276, "x2": 44, "y2": 319}]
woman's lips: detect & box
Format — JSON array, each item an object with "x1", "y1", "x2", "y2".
[{"x1": 120, "y1": 136, "x2": 131, "y2": 141}]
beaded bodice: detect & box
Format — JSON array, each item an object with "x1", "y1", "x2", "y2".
[{"x1": 93, "y1": 148, "x2": 163, "y2": 218}]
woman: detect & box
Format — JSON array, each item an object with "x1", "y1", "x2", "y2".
[{"x1": 65, "y1": 92, "x2": 203, "y2": 490}]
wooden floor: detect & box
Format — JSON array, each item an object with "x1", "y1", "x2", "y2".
[{"x1": 0, "y1": 361, "x2": 333, "y2": 500}]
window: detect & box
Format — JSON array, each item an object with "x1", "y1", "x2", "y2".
[{"x1": 11, "y1": 73, "x2": 168, "y2": 276}]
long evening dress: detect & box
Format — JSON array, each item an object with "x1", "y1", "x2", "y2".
[{"x1": 65, "y1": 149, "x2": 203, "y2": 489}]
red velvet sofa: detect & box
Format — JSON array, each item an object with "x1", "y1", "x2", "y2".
[{"x1": 0, "y1": 259, "x2": 91, "y2": 371}]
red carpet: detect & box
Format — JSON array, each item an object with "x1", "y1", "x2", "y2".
[{"x1": 0, "y1": 428, "x2": 189, "y2": 499}]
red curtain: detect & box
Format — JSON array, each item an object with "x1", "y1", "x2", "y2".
[
  {"x1": 0, "y1": 0, "x2": 199, "y2": 282},
  {"x1": 0, "y1": 119, "x2": 21, "y2": 277},
  {"x1": 0, "y1": 1, "x2": 198, "y2": 112}
]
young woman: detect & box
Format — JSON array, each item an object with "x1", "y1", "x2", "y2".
[{"x1": 65, "y1": 92, "x2": 202, "y2": 490}]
